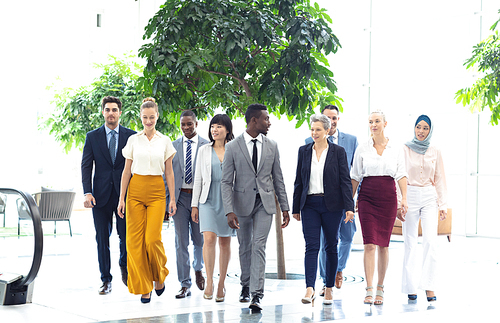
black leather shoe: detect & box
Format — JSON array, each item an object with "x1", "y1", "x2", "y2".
[
  {"x1": 249, "y1": 295, "x2": 262, "y2": 311},
  {"x1": 175, "y1": 287, "x2": 191, "y2": 299},
  {"x1": 239, "y1": 286, "x2": 250, "y2": 302},
  {"x1": 98, "y1": 282, "x2": 112, "y2": 295},
  {"x1": 195, "y1": 270, "x2": 205, "y2": 290},
  {"x1": 120, "y1": 266, "x2": 128, "y2": 287}
]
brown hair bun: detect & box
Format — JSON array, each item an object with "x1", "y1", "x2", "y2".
[{"x1": 142, "y1": 97, "x2": 156, "y2": 103}]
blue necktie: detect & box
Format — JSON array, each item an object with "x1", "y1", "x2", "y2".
[
  {"x1": 185, "y1": 139, "x2": 193, "y2": 184},
  {"x1": 109, "y1": 130, "x2": 117, "y2": 164}
]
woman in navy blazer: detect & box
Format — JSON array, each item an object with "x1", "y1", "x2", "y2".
[{"x1": 293, "y1": 114, "x2": 355, "y2": 305}]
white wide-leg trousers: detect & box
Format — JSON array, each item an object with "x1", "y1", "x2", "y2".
[{"x1": 401, "y1": 185, "x2": 439, "y2": 294}]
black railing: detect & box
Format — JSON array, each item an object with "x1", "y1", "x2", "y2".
[{"x1": 0, "y1": 188, "x2": 43, "y2": 288}]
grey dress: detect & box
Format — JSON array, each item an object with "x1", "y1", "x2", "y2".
[{"x1": 199, "y1": 147, "x2": 236, "y2": 237}]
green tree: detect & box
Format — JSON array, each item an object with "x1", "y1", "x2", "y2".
[
  {"x1": 456, "y1": 12, "x2": 500, "y2": 125},
  {"x1": 139, "y1": 0, "x2": 342, "y2": 128},
  {"x1": 42, "y1": 54, "x2": 180, "y2": 152}
]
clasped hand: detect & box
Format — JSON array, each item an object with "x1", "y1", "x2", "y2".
[
  {"x1": 396, "y1": 200, "x2": 409, "y2": 222},
  {"x1": 117, "y1": 200, "x2": 177, "y2": 219},
  {"x1": 294, "y1": 211, "x2": 354, "y2": 223}
]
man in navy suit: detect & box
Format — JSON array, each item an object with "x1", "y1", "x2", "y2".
[
  {"x1": 167, "y1": 110, "x2": 209, "y2": 299},
  {"x1": 82, "y1": 96, "x2": 136, "y2": 295},
  {"x1": 305, "y1": 105, "x2": 358, "y2": 293}
]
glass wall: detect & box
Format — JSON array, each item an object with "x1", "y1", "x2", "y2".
[{"x1": 320, "y1": 0, "x2": 500, "y2": 237}]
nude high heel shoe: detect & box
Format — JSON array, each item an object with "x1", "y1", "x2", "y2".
[
  {"x1": 203, "y1": 285, "x2": 214, "y2": 300},
  {"x1": 323, "y1": 287, "x2": 333, "y2": 305},
  {"x1": 302, "y1": 289, "x2": 316, "y2": 307},
  {"x1": 215, "y1": 287, "x2": 226, "y2": 302}
]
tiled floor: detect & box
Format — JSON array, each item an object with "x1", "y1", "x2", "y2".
[{"x1": 1, "y1": 210, "x2": 499, "y2": 322}]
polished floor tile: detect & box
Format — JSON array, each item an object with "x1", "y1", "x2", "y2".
[{"x1": 1, "y1": 210, "x2": 499, "y2": 322}]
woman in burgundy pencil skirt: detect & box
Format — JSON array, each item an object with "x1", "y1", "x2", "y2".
[{"x1": 350, "y1": 110, "x2": 408, "y2": 305}]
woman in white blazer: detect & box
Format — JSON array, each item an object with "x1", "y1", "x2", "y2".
[{"x1": 191, "y1": 114, "x2": 235, "y2": 302}]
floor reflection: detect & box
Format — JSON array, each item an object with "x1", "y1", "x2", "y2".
[
  {"x1": 1, "y1": 218, "x2": 498, "y2": 323},
  {"x1": 100, "y1": 302, "x2": 353, "y2": 323}
]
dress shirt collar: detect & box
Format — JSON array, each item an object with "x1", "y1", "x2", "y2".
[
  {"x1": 312, "y1": 143, "x2": 329, "y2": 157},
  {"x1": 243, "y1": 131, "x2": 263, "y2": 144},
  {"x1": 333, "y1": 129, "x2": 340, "y2": 140},
  {"x1": 137, "y1": 130, "x2": 162, "y2": 140},
  {"x1": 183, "y1": 134, "x2": 199, "y2": 144},
  {"x1": 104, "y1": 124, "x2": 119, "y2": 135},
  {"x1": 370, "y1": 137, "x2": 392, "y2": 148}
]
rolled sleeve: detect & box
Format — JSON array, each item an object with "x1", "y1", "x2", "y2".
[
  {"x1": 350, "y1": 149, "x2": 363, "y2": 182},
  {"x1": 394, "y1": 146, "x2": 408, "y2": 181}
]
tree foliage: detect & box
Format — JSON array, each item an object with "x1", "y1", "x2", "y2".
[
  {"x1": 42, "y1": 54, "x2": 180, "y2": 152},
  {"x1": 456, "y1": 11, "x2": 500, "y2": 125},
  {"x1": 139, "y1": 0, "x2": 343, "y2": 128}
]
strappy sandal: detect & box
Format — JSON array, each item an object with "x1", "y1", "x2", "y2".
[
  {"x1": 302, "y1": 291, "x2": 316, "y2": 307},
  {"x1": 426, "y1": 290, "x2": 437, "y2": 302},
  {"x1": 203, "y1": 285, "x2": 214, "y2": 300},
  {"x1": 374, "y1": 285, "x2": 384, "y2": 305},
  {"x1": 364, "y1": 286, "x2": 374, "y2": 305}
]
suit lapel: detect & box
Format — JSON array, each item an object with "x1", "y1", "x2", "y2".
[
  {"x1": 324, "y1": 142, "x2": 336, "y2": 172},
  {"x1": 257, "y1": 136, "x2": 268, "y2": 173},
  {"x1": 174, "y1": 138, "x2": 184, "y2": 168},
  {"x1": 98, "y1": 126, "x2": 113, "y2": 166},
  {"x1": 193, "y1": 138, "x2": 204, "y2": 173},
  {"x1": 236, "y1": 134, "x2": 255, "y2": 173},
  {"x1": 117, "y1": 125, "x2": 127, "y2": 151},
  {"x1": 304, "y1": 144, "x2": 313, "y2": 184},
  {"x1": 337, "y1": 130, "x2": 344, "y2": 147},
  {"x1": 116, "y1": 125, "x2": 127, "y2": 164}
]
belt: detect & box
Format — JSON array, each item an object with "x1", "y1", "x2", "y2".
[
  {"x1": 180, "y1": 188, "x2": 193, "y2": 194},
  {"x1": 308, "y1": 193, "x2": 324, "y2": 197}
]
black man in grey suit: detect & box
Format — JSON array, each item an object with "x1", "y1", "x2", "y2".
[{"x1": 221, "y1": 104, "x2": 290, "y2": 311}]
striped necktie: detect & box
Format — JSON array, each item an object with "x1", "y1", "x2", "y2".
[
  {"x1": 185, "y1": 139, "x2": 193, "y2": 184},
  {"x1": 109, "y1": 130, "x2": 117, "y2": 164}
]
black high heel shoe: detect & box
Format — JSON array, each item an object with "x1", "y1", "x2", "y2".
[
  {"x1": 155, "y1": 283, "x2": 165, "y2": 297},
  {"x1": 408, "y1": 294, "x2": 417, "y2": 300},
  {"x1": 141, "y1": 292, "x2": 152, "y2": 304}
]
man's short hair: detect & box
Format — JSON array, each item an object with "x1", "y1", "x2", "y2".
[
  {"x1": 245, "y1": 104, "x2": 267, "y2": 124},
  {"x1": 180, "y1": 110, "x2": 197, "y2": 121},
  {"x1": 321, "y1": 105, "x2": 339, "y2": 115},
  {"x1": 101, "y1": 96, "x2": 122, "y2": 111}
]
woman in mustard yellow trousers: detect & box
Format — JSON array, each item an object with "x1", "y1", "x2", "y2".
[{"x1": 118, "y1": 97, "x2": 177, "y2": 303}]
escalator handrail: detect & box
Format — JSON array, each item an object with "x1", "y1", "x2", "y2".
[{"x1": 0, "y1": 188, "x2": 43, "y2": 288}]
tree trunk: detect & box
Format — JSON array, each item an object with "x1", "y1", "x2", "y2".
[{"x1": 275, "y1": 195, "x2": 286, "y2": 279}]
